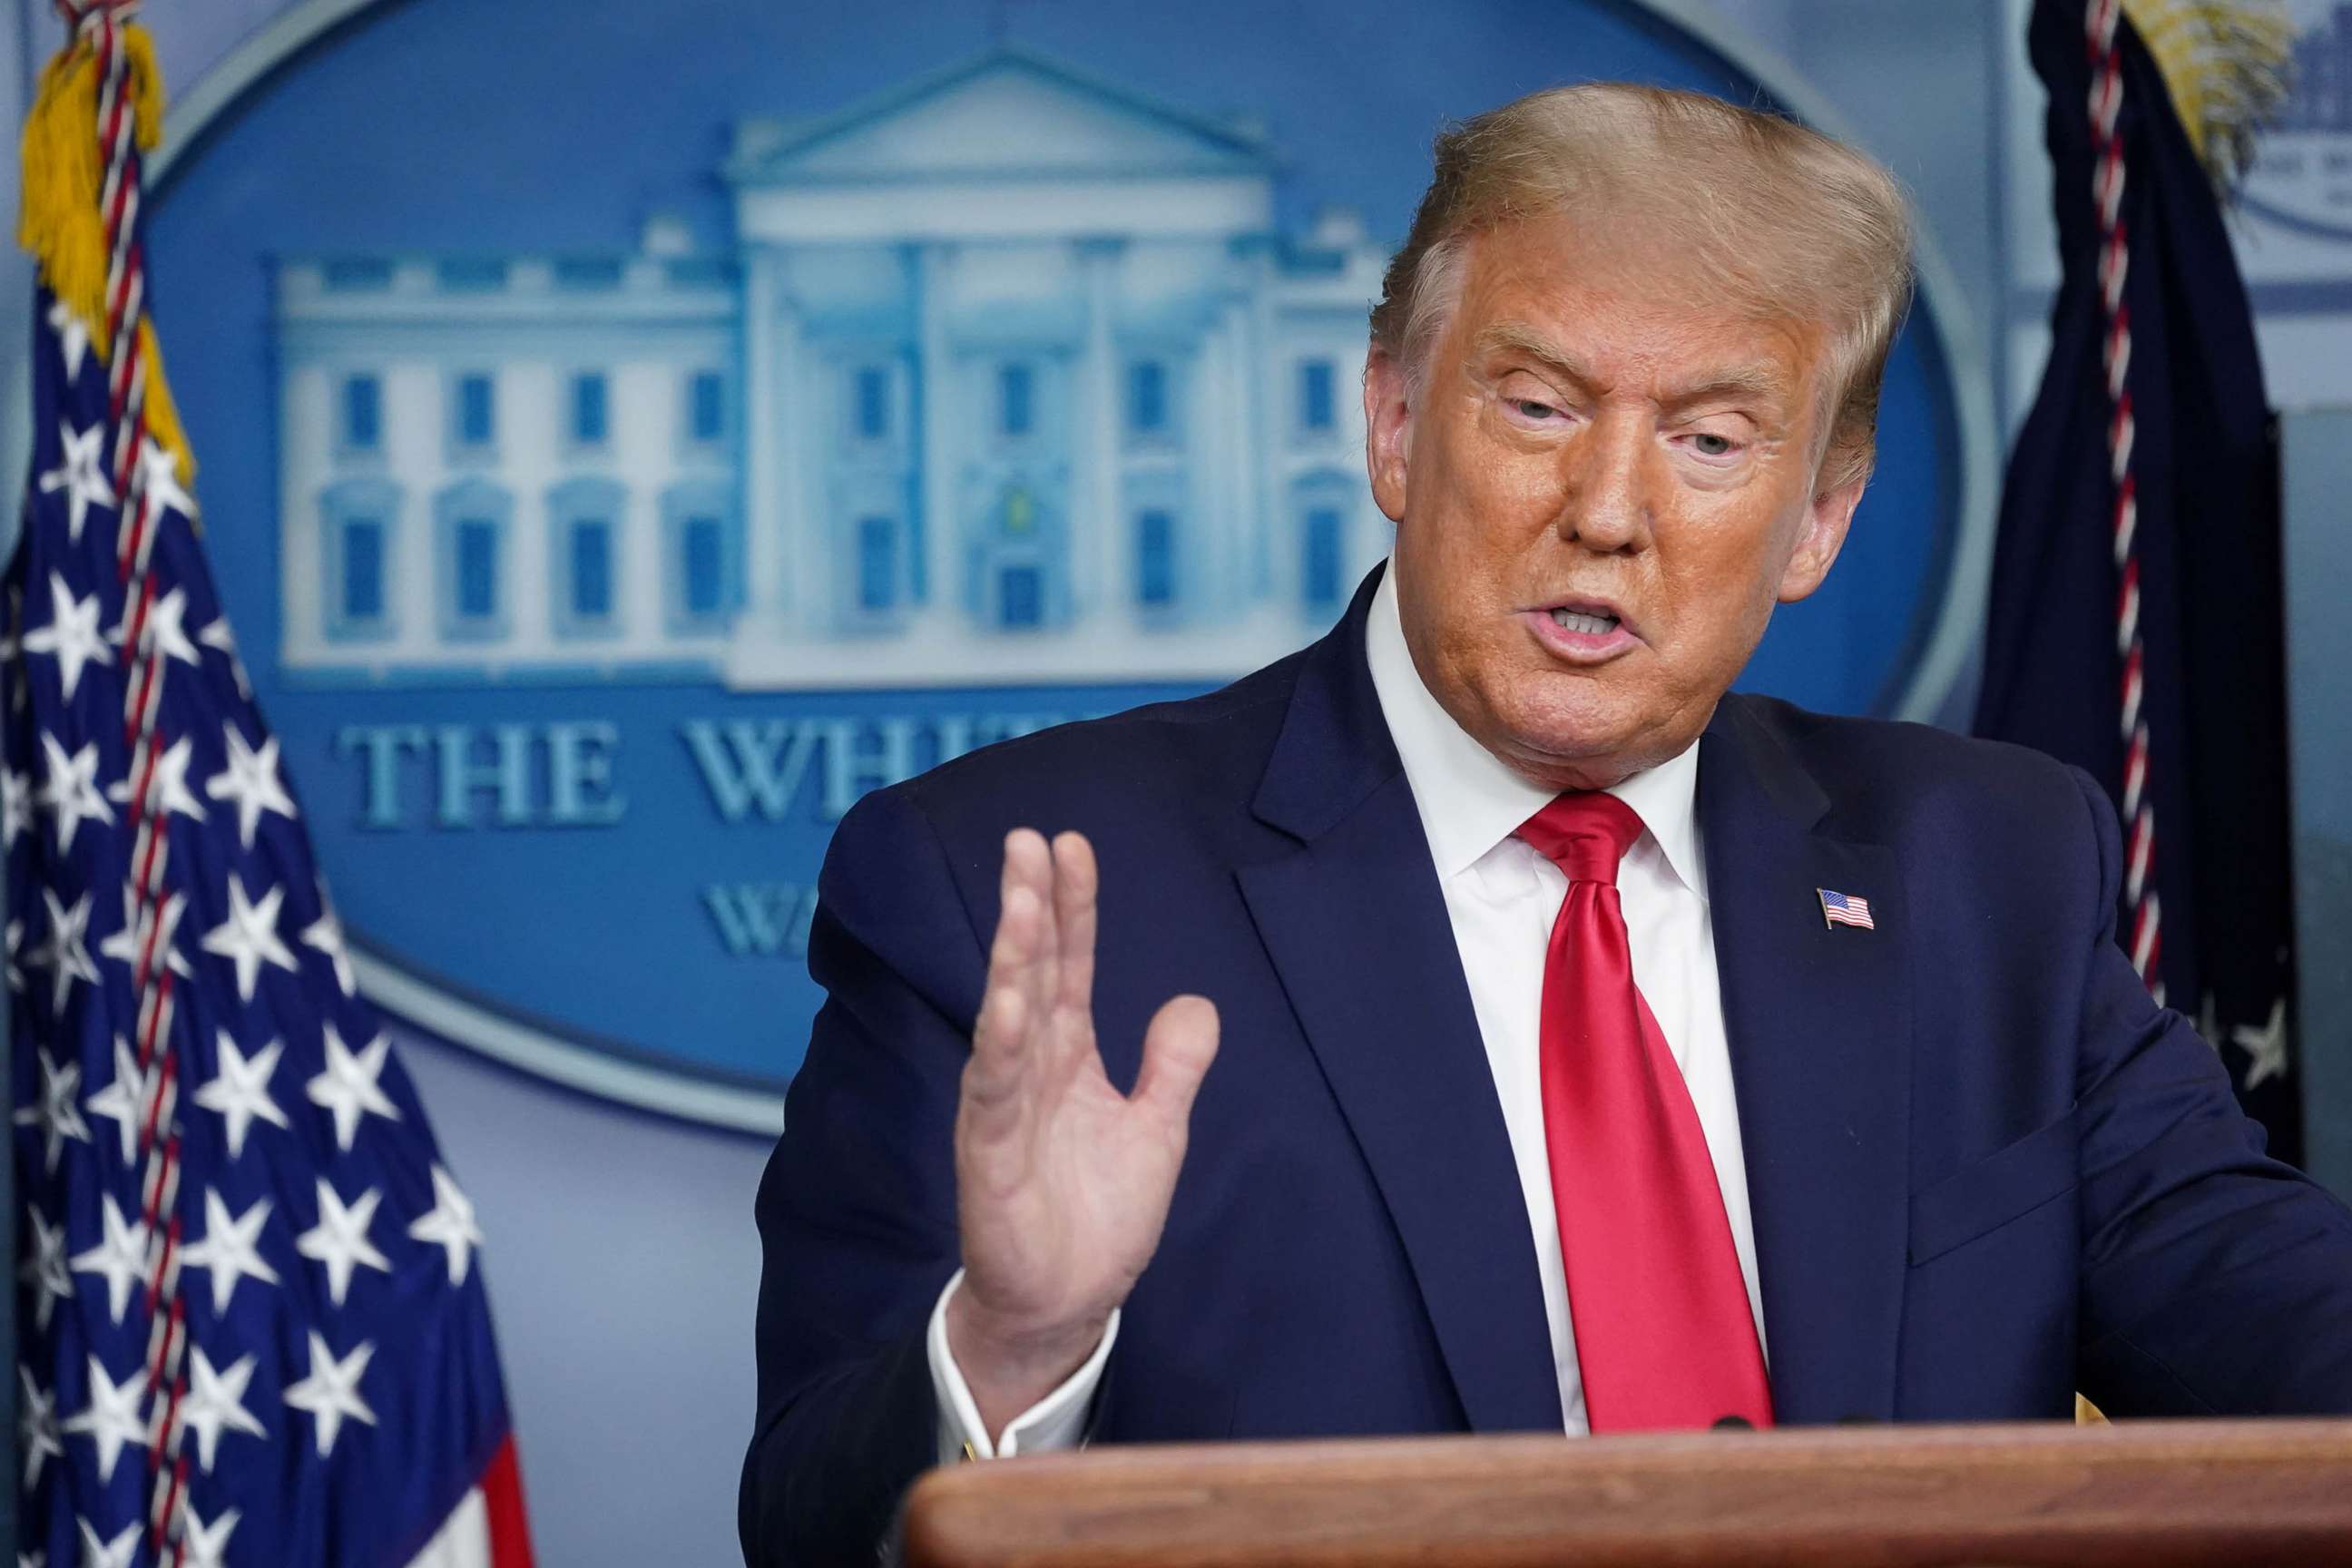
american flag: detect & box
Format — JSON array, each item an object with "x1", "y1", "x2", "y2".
[
  {"x1": 6, "y1": 5, "x2": 532, "y2": 1564},
  {"x1": 1976, "y1": 0, "x2": 2300, "y2": 1160},
  {"x1": 1818, "y1": 888, "x2": 1876, "y2": 930}
]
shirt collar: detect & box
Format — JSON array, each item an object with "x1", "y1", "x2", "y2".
[{"x1": 1363, "y1": 560, "x2": 1707, "y2": 900}]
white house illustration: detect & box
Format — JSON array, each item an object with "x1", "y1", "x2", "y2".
[{"x1": 273, "y1": 49, "x2": 1392, "y2": 687}]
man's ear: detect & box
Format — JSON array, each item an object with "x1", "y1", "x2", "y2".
[
  {"x1": 1364, "y1": 348, "x2": 1414, "y2": 524},
  {"x1": 1776, "y1": 472, "x2": 1866, "y2": 604}
]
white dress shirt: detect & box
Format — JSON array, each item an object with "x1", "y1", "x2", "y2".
[{"x1": 929, "y1": 563, "x2": 1764, "y2": 1459}]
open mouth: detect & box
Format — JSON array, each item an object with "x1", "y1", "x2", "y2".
[
  {"x1": 1524, "y1": 600, "x2": 1639, "y2": 662},
  {"x1": 1548, "y1": 606, "x2": 1622, "y2": 637}
]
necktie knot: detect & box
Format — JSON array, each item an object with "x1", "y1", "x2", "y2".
[{"x1": 1516, "y1": 790, "x2": 1644, "y2": 887}]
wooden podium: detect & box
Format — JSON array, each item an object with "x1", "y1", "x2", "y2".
[{"x1": 902, "y1": 1419, "x2": 2352, "y2": 1566}]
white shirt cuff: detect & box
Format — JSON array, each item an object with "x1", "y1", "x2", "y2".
[{"x1": 927, "y1": 1269, "x2": 1118, "y2": 1464}]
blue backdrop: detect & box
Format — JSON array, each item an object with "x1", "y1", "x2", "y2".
[
  {"x1": 143, "y1": 0, "x2": 1970, "y2": 1112},
  {"x1": 0, "y1": 2, "x2": 2021, "y2": 1563}
]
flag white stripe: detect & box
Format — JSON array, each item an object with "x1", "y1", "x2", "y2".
[{"x1": 402, "y1": 1485, "x2": 495, "y2": 1568}]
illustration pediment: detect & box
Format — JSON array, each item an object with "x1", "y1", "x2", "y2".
[{"x1": 730, "y1": 50, "x2": 1270, "y2": 184}]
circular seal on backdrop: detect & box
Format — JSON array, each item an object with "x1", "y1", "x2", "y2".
[
  {"x1": 147, "y1": 0, "x2": 1989, "y2": 1130},
  {"x1": 2231, "y1": 5, "x2": 2352, "y2": 241}
]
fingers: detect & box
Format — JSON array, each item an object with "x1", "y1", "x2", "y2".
[
  {"x1": 985, "y1": 833, "x2": 1047, "y2": 1015},
  {"x1": 975, "y1": 831, "x2": 1049, "y2": 1076},
  {"x1": 970, "y1": 902, "x2": 1034, "y2": 1100},
  {"x1": 972, "y1": 953, "x2": 1029, "y2": 1055},
  {"x1": 1133, "y1": 995, "x2": 1220, "y2": 1132},
  {"x1": 1050, "y1": 831, "x2": 1098, "y2": 1017},
  {"x1": 998, "y1": 827, "x2": 1059, "y2": 1024}
]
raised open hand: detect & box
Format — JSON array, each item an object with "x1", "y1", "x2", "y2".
[{"x1": 946, "y1": 828, "x2": 1220, "y2": 1441}]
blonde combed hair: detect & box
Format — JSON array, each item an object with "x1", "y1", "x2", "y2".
[{"x1": 1369, "y1": 83, "x2": 1916, "y2": 494}]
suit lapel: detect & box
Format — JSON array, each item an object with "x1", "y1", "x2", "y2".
[
  {"x1": 1700, "y1": 699, "x2": 1913, "y2": 1424},
  {"x1": 1235, "y1": 573, "x2": 1563, "y2": 1434}
]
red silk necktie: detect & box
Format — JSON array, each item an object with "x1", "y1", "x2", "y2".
[{"x1": 1517, "y1": 792, "x2": 1773, "y2": 1434}]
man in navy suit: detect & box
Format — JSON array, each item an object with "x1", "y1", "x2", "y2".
[{"x1": 740, "y1": 83, "x2": 2352, "y2": 1566}]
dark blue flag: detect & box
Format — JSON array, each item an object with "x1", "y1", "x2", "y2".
[
  {"x1": 6, "y1": 5, "x2": 534, "y2": 1563},
  {"x1": 1977, "y1": 0, "x2": 2298, "y2": 1158}
]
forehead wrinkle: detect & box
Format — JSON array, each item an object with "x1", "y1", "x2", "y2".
[
  {"x1": 1656, "y1": 362, "x2": 1794, "y2": 415},
  {"x1": 1469, "y1": 317, "x2": 1798, "y2": 418},
  {"x1": 1469, "y1": 320, "x2": 1593, "y2": 387}
]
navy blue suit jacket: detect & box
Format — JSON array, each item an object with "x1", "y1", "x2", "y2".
[{"x1": 740, "y1": 570, "x2": 2352, "y2": 1566}]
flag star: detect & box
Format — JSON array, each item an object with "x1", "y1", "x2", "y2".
[
  {"x1": 201, "y1": 872, "x2": 299, "y2": 1003},
  {"x1": 46, "y1": 296, "x2": 91, "y2": 380},
  {"x1": 22, "y1": 573, "x2": 108, "y2": 703},
  {"x1": 32, "y1": 887, "x2": 100, "y2": 1013},
  {"x1": 137, "y1": 438, "x2": 199, "y2": 526},
  {"x1": 105, "y1": 732, "x2": 207, "y2": 823},
  {"x1": 83, "y1": 1035, "x2": 152, "y2": 1166},
  {"x1": 303, "y1": 888, "x2": 356, "y2": 996},
  {"x1": 296, "y1": 1179, "x2": 391, "y2": 1307},
  {"x1": 205, "y1": 724, "x2": 297, "y2": 849},
  {"x1": 281, "y1": 1332, "x2": 376, "y2": 1457},
  {"x1": 14, "y1": 1046, "x2": 91, "y2": 1172},
  {"x1": 18, "y1": 1368, "x2": 64, "y2": 1490},
  {"x1": 179, "y1": 1189, "x2": 280, "y2": 1313},
  {"x1": 2, "y1": 765, "x2": 32, "y2": 848},
  {"x1": 19, "y1": 1209, "x2": 74, "y2": 1332},
  {"x1": 2234, "y1": 996, "x2": 2290, "y2": 1091},
  {"x1": 34, "y1": 418, "x2": 115, "y2": 544},
  {"x1": 409, "y1": 1164, "x2": 485, "y2": 1286},
  {"x1": 179, "y1": 1505, "x2": 240, "y2": 1568},
  {"x1": 36, "y1": 733, "x2": 113, "y2": 854},
  {"x1": 308, "y1": 1024, "x2": 402, "y2": 1152},
  {"x1": 97, "y1": 883, "x2": 194, "y2": 981},
  {"x1": 107, "y1": 584, "x2": 202, "y2": 671},
  {"x1": 68, "y1": 1194, "x2": 151, "y2": 1326},
  {"x1": 177, "y1": 1348, "x2": 267, "y2": 1472},
  {"x1": 192, "y1": 1032, "x2": 290, "y2": 1159},
  {"x1": 74, "y1": 1519, "x2": 140, "y2": 1568},
  {"x1": 61, "y1": 1355, "x2": 149, "y2": 1485},
  {"x1": 3, "y1": 917, "x2": 22, "y2": 994},
  {"x1": 196, "y1": 615, "x2": 252, "y2": 701}
]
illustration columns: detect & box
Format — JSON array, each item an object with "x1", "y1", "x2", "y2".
[
  {"x1": 1076, "y1": 238, "x2": 1124, "y2": 626},
  {"x1": 742, "y1": 248, "x2": 781, "y2": 628},
  {"x1": 741, "y1": 246, "x2": 810, "y2": 636},
  {"x1": 916, "y1": 241, "x2": 957, "y2": 619}
]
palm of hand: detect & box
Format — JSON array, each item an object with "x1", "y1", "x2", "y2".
[{"x1": 949, "y1": 828, "x2": 1219, "y2": 1423}]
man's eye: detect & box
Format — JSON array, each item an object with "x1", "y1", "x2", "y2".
[
  {"x1": 1690, "y1": 432, "x2": 1737, "y2": 457},
  {"x1": 1510, "y1": 398, "x2": 1560, "y2": 420}
]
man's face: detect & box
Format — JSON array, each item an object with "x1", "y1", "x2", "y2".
[{"x1": 1365, "y1": 209, "x2": 1865, "y2": 791}]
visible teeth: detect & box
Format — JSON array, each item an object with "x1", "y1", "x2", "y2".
[{"x1": 1550, "y1": 608, "x2": 1619, "y2": 635}]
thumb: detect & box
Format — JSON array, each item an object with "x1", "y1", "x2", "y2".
[{"x1": 1132, "y1": 994, "x2": 1220, "y2": 1129}]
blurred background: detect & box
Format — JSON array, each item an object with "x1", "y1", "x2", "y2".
[{"x1": 2, "y1": 2, "x2": 2347, "y2": 1563}]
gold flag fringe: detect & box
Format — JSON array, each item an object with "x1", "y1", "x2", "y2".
[
  {"x1": 16, "y1": 18, "x2": 192, "y2": 481},
  {"x1": 2120, "y1": 0, "x2": 2296, "y2": 195}
]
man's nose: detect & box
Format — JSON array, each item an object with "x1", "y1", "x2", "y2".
[{"x1": 1554, "y1": 413, "x2": 1656, "y2": 554}]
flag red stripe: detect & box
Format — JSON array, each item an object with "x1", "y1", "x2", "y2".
[{"x1": 481, "y1": 1434, "x2": 536, "y2": 1568}]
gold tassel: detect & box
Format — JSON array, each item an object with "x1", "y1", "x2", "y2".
[
  {"x1": 2119, "y1": 0, "x2": 2296, "y2": 195},
  {"x1": 15, "y1": 18, "x2": 194, "y2": 484}
]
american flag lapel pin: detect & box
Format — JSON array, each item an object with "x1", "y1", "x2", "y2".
[{"x1": 1818, "y1": 887, "x2": 1877, "y2": 931}]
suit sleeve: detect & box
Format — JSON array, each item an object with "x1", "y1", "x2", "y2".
[
  {"x1": 2065, "y1": 766, "x2": 2352, "y2": 1415},
  {"x1": 739, "y1": 785, "x2": 986, "y2": 1567}
]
